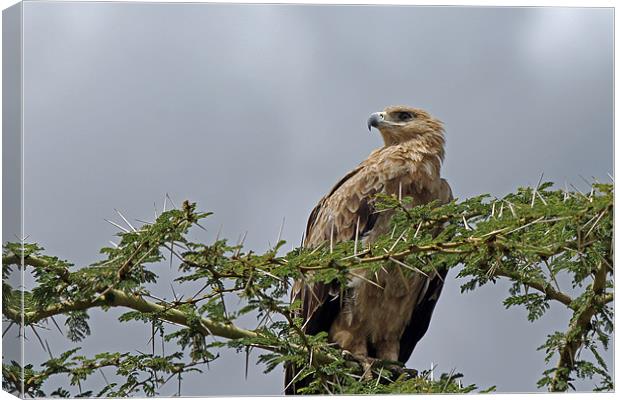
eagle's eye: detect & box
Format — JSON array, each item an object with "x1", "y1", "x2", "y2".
[{"x1": 397, "y1": 111, "x2": 414, "y2": 121}]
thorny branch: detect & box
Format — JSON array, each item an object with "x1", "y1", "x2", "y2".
[{"x1": 1, "y1": 182, "x2": 613, "y2": 395}]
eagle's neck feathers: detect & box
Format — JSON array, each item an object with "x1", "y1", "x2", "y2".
[{"x1": 376, "y1": 128, "x2": 446, "y2": 180}]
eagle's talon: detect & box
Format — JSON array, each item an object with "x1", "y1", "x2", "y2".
[{"x1": 340, "y1": 353, "x2": 380, "y2": 380}]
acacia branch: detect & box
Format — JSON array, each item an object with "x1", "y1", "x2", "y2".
[
  {"x1": 2, "y1": 251, "x2": 259, "y2": 346},
  {"x1": 2, "y1": 184, "x2": 612, "y2": 395},
  {"x1": 4, "y1": 285, "x2": 340, "y2": 370},
  {"x1": 492, "y1": 268, "x2": 574, "y2": 308},
  {"x1": 106, "y1": 289, "x2": 258, "y2": 340},
  {"x1": 2, "y1": 288, "x2": 258, "y2": 341},
  {"x1": 343, "y1": 234, "x2": 577, "y2": 308},
  {"x1": 3, "y1": 251, "x2": 342, "y2": 369},
  {"x1": 4, "y1": 254, "x2": 45, "y2": 269},
  {"x1": 550, "y1": 262, "x2": 611, "y2": 391}
]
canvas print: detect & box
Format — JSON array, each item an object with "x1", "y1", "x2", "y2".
[{"x1": 2, "y1": 2, "x2": 614, "y2": 397}]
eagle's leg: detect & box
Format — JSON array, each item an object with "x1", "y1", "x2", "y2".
[
  {"x1": 329, "y1": 317, "x2": 368, "y2": 356},
  {"x1": 329, "y1": 323, "x2": 375, "y2": 380}
]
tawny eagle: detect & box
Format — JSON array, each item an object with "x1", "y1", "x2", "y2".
[{"x1": 285, "y1": 106, "x2": 452, "y2": 394}]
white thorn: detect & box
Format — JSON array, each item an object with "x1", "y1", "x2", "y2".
[
  {"x1": 536, "y1": 190, "x2": 548, "y2": 205},
  {"x1": 330, "y1": 217, "x2": 335, "y2": 254},
  {"x1": 507, "y1": 201, "x2": 517, "y2": 218},
  {"x1": 115, "y1": 209, "x2": 137, "y2": 232},
  {"x1": 276, "y1": 217, "x2": 285, "y2": 244},
  {"x1": 354, "y1": 216, "x2": 360, "y2": 255},
  {"x1": 104, "y1": 219, "x2": 129, "y2": 233},
  {"x1": 531, "y1": 172, "x2": 544, "y2": 207},
  {"x1": 414, "y1": 221, "x2": 423, "y2": 238},
  {"x1": 536, "y1": 172, "x2": 545, "y2": 189},
  {"x1": 389, "y1": 229, "x2": 408, "y2": 252},
  {"x1": 215, "y1": 224, "x2": 223, "y2": 241},
  {"x1": 462, "y1": 215, "x2": 472, "y2": 231},
  {"x1": 166, "y1": 193, "x2": 177, "y2": 209},
  {"x1": 240, "y1": 231, "x2": 248, "y2": 246},
  {"x1": 390, "y1": 257, "x2": 428, "y2": 277}
]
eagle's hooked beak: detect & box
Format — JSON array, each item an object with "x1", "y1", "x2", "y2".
[{"x1": 367, "y1": 112, "x2": 385, "y2": 131}]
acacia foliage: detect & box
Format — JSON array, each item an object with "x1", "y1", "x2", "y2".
[{"x1": 1, "y1": 182, "x2": 614, "y2": 396}]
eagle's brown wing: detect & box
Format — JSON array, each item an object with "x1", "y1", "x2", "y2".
[
  {"x1": 398, "y1": 268, "x2": 447, "y2": 362},
  {"x1": 285, "y1": 156, "x2": 386, "y2": 395},
  {"x1": 292, "y1": 156, "x2": 384, "y2": 336},
  {"x1": 398, "y1": 178, "x2": 453, "y2": 362}
]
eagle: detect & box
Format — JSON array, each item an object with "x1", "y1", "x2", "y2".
[{"x1": 284, "y1": 106, "x2": 453, "y2": 394}]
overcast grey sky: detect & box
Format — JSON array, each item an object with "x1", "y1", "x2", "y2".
[{"x1": 5, "y1": 2, "x2": 614, "y2": 396}]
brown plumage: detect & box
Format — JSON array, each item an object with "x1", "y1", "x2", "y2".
[{"x1": 285, "y1": 106, "x2": 453, "y2": 394}]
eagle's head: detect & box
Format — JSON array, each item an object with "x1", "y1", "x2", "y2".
[{"x1": 367, "y1": 105, "x2": 444, "y2": 146}]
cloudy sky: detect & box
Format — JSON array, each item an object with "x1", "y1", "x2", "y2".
[{"x1": 4, "y1": 2, "x2": 613, "y2": 396}]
